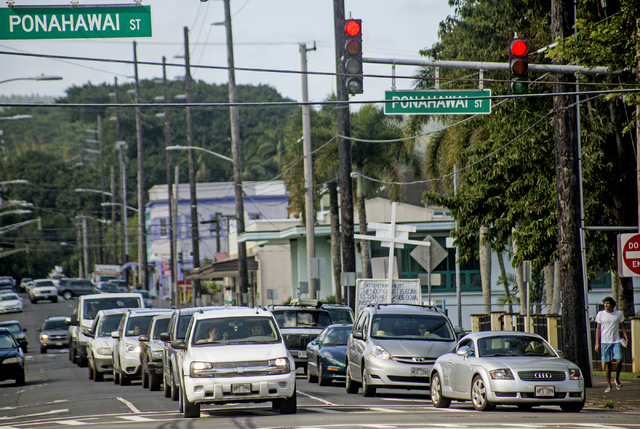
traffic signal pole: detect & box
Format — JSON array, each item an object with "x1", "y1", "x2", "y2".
[{"x1": 333, "y1": 0, "x2": 356, "y2": 308}]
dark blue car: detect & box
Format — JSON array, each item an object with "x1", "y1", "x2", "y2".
[
  {"x1": 0, "y1": 327, "x2": 25, "y2": 386},
  {"x1": 306, "y1": 323, "x2": 352, "y2": 386}
]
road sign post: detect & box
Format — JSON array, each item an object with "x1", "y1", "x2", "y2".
[
  {"x1": 0, "y1": 5, "x2": 152, "y2": 40},
  {"x1": 384, "y1": 90, "x2": 491, "y2": 115}
]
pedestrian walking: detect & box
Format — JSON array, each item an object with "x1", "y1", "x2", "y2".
[{"x1": 595, "y1": 297, "x2": 629, "y2": 393}]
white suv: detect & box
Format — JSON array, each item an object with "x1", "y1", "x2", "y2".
[
  {"x1": 86, "y1": 309, "x2": 127, "y2": 381},
  {"x1": 173, "y1": 307, "x2": 296, "y2": 418},
  {"x1": 112, "y1": 308, "x2": 172, "y2": 385}
]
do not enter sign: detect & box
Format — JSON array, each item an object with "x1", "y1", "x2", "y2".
[{"x1": 617, "y1": 233, "x2": 640, "y2": 277}]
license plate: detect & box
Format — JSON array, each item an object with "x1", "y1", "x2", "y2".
[
  {"x1": 411, "y1": 367, "x2": 428, "y2": 376},
  {"x1": 298, "y1": 351, "x2": 307, "y2": 358},
  {"x1": 535, "y1": 386, "x2": 555, "y2": 397},
  {"x1": 232, "y1": 383, "x2": 251, "y2": 394}
]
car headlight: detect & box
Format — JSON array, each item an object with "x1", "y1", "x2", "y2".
[
  {"x1": 3, "y1": 357, "x2": 22, "y2": 364},
  {"x1": 97, "y1": 347, "x2": 112, "y2": 355},
  {"x1": 489, "y1": 369, "x2": 514, "y2": 380},
  {"x1": 569, "y1": 368, "x2": 582, "y2": 380},
  {"x1": 124, "y1": 343, "x2": 141, "y2": 354},
  {"x1": 267, "y1": 357, "x2": 291, "y2": 374},
  {"x1": 370, "y1": 345, "x2": 392, "y2": 360},
  {"x1": 190, "y1": 361, "x2": 213, "y2": 377},
  {"x1": 41, "y1": 334, "x2": 50, "y2": 341}
]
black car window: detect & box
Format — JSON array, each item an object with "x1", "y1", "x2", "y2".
[
  {"x1": 152, "y1": 319, "x2": 170, "y2": 340},
  {"x1": 323, "y1": 327, "x2": 350, "y2": 345},
  {"x1": 272, "y1": 309, "x2": 330, "y2": 328},
  {"x1": 99, "y1": 314, "x2": 125, "y2": 337},
  {"x1": 0, "y1": 333, "x2": 17, "y2": 349},
  {"x1": 0, "y1": 323, "x2": 21, "y2": 334},
  {"x1": 326, "y1": 308, "x2": 354, "y2": 324},
  {"x1": 176, "y1": 313, "x2": 195, "y2": 339},
  {"x1": 83, "y1": 297, "x2": 142, "y2": 320},
  {"x1": 35, "y1": 280, "x2": 55, "y2": 287},
  {"x1": 126, "y1": 315, "x2": 155, "y2": 337}
]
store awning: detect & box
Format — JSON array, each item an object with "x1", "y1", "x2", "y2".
[{"x1": 189, "y1": 255, "x2": 258, "y2": 280}]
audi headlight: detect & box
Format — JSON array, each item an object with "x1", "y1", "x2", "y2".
[
  {"x1": 489, "y1": 369, "x2": 514, "y2": 380},
  {"x1": 370, "y1": 345, "x2": 392, "y2": 360},
  {"x1": 569, "y1": 368, "x2": 582, "y2": 380},
  {"x1": 190, "y1": 361, "x2": 213, "y2": 377},
  {"x1": 97, "y1": 347, "x2": 112, "y2": 355},
  {"x1": 124, "y1": 343, "x2": 141, "y2": 354},
  {"x1": 3, "y1": 357, "x2": 22, "y2": 364}
]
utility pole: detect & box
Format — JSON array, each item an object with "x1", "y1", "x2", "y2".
[
  {"x1": 183, "y1": 27, "x2": 201, "y2": 307},
  {"x1": 113, "y1": 77, "x2": 126, "y2": 265},
  {"x1": 223, "y1": 0, "x2": 248, "y2": 304},
  {"x1": 551, "y1": 0, "x2": 591, "y2": 387},
  {"x1": 173, "y1": 166, "x2": 180, "y2": 306},
  {"x1": 300, "y1": 42, "x2": 317, "y2": 299},
  {"x1": 133, "y1": 41, "x2": 148, "y2": 290},
  {"x1": 98, "y1": 115, "x2": 106, "y2": 264},
  {"x1": 111, "y1": 166, "x2": 118, "y2": 264},
  {"x1": 333, "y1": 0, "x2": 356, "y2": 306},
  {"x1": 161, "y1": 56, "x2": 178, "y2": 308},
  {"x1": 82, "y1": 216, "x2": 89, "y2": 279}
]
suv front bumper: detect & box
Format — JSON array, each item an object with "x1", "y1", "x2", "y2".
[{"x1": 183, "y1": 371, "x2": 296, "y2": 404}]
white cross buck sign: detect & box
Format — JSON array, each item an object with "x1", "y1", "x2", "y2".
[{"x1": 354, "y1": 202, "x2": 433, "y2": 299}]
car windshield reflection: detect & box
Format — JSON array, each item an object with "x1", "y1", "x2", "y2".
[{"x1": 477, "y1": 335, "x2": 556, "y2": 357}]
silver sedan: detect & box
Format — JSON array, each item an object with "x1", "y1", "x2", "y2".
[{"x1": 430, "y1": 331, "x2": 585, "y2": 412}]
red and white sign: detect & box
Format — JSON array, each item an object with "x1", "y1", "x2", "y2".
[{"x1": 617, "y1": 233, "x2": 640, "y2": 277}]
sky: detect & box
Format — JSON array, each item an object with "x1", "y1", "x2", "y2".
[{"x1": 0, "y1": 0, "x2": 454, "y2": 106}]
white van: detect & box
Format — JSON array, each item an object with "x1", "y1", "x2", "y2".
[{"x1": 66, "y1": 293, "x2": 145, "y2": 367}]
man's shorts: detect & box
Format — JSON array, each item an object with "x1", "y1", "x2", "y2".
[{"x1": 601, "y1": 343, "x2": 622, "y2": 362}]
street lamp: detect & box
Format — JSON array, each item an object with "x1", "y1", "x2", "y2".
[
  {"x1": 0, "y1": 180, "x2": 29, "y2": 186},
  {"x1": 75, "y1": 188, "x2": 113, "y2": 197},
  {"x1": 0, "y1": 209, "x2": 31, "y2": 217},
  {"x1": 0, "y1": 75, "x2": 63, "y2": 85},
  {"x1": 0, "y1": 115, "x2": 33, "y2": 120},
  {"x1": 166, "y1": 145, "x2": 233, "y2": 163},
  {"x1": 101, "y1": 202, "x2": 139, "y2": 213}
]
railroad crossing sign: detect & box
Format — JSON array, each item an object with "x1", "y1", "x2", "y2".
[
  {"x1": 0, "y1": 5, "x2": 152, "y2": 40},
  {"x1": 384, "y1": 90, "x2": 492, "y2": 115},
  {"x1": 617, "y1": 233, "x2": 640, "y2": 277}
]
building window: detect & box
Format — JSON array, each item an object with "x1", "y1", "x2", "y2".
[
  {"x1": 249, "y1": 213, "x2": 261, "y2": 220},
  {"x1": 160, "y1": 218, "x2": 167, "y2": 237}
]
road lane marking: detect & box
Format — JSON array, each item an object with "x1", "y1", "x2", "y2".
[
  {"x1": 297, "y1": 390, "x2": 337, "y2": 406},
  {"x1": 116, "y1": 397, "x2": 140, "y2": 413},
  {"x1": 118, "y1": 415, "x2": 156, "y2": 422},
  {"x1": 0, "y1": 409, "x2": 69, "y2": 420}
]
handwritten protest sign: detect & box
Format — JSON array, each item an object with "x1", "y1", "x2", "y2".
[{"x1": 355, "y1": 278, "x2": 420, "y2": 315}]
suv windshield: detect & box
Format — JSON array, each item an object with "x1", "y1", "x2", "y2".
[
  {"x1": 35, "y1": 280, "x2": 55, "y2": 287},
  {"x1": 477, "y1": 335, "x2": 556, "y2": 357},
  {"x1": 325, "y1": 307, "x2": 354, "y2": 324},
  {"x1": 125, "y1": 315, "x2": 155, "y2": 336},
  {"x1": 272, "y1": 309, "x2": 331, "y2": 328},
  {"x1": 152, "y1": 318, "x2": 170, "y2": 340},
  {"x1": 43, "y1": 319, "x2": 67, "y2": 330},
  {"x1": 192, "y1": 316, "x2": 279, "y2": 345},
  {"x1": 84, "y1": 297, "x2": 142, "y2": 320},
  {"x1": 98, "y1": 314, "x2": 124, "y2": 337},
  {"x1": 370, "y1": 314, "x2": 455, "y2": 341}
]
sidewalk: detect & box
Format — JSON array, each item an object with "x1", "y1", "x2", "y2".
[{"x1": 585, "y1": 375, "x2": 640, "y2": 410}]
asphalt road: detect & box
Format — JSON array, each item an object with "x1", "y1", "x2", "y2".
[{"x1": 1, "y1": 294, "x2": 639, "y2": 429}]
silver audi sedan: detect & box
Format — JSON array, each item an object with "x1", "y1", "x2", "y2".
[{"x1": 430, "y1": 331, "x2": 585, "y2": 412}]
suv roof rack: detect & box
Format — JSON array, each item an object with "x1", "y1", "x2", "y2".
[{"x1": 370, "y1": 303, "x2": 442, "y2": 313}]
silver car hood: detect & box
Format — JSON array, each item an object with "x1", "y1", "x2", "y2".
[
  {"x1": 373, "y1": 338, "x2": 454, "y2": 358},
  {"x1": 477, "y1": 356, "x2": 576, "y2": 370}
]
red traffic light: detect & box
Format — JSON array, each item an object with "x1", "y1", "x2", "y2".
[
  {"x1": 510, "y1": 40, "x2": 528, "y2": 56},
  {"x1": 345, "y1": 20, "x2": 361, "y2": 37}
]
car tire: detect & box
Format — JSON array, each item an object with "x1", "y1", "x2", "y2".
[
  {"x1": 16, "y1": 372, "x2": 25, "y2": 386},
  {"x1": 78, "y1": 355, "x2": 88, "y2": 368},
  {"x1": 517, "y1": 404, "x2": 532, "y2": 411},
  {"x1": 430, "y1": 372, "x2": 451, "y2": 408},
  {"x1": 318, "y1": 362, "x2": 330, "y2": 386},
  {"x1": 94, "y1": 366, "x2": 104, "y2": 382},
  {"x1": 40, "y1": 346, "x2": 47, "y2": 354},
  {"x1": 62, "y1": 291, "x2": 73, "y2": 300},
  {"x1": 279, "y1": 389, "x2": 297, "y2": 415},
  {"x1": 171, "y1": 370, "x2": 180, "y2": 401},
  {"x1": 149, "y1": 372, "x2": 161, "y2": 391},
  {"x1": 307, "y1": 364, "x2": 317, "y2": 383},
  {"x1": 163, "y1": 373, "x2": 171, "y2": 398},
  {"x1": 142, "y1": 366, "x2": 149, "y2": 389},
  {"x1": 113, "y1": 368, "x2": 120, "y2": 384},
  {"x1": 471, "y1": 375, "x2": 495, "y2": 411},
  {"x1": 22, "y1": 345, "x2": 28, "y2": 353},
  {"x1": 345, "y1": 363, "x2": 359, "y2": 394},
  {"x1": 51, "y1": 297, "x2": 58, "y2": 303},
  {"x1": 361, "y1": 366, "x2": 376, "y2": 397},
  {"x1": 31, "y1": 299, "x2": 37, "y2": 304},
  {"x1": 119, "y1": 370, "x2": 131, "y2": 386},
  {"x1": 88, "y1": 365, "x2": 94, "y2": 380},
  {"x1": 560, "y1": 399, "x2": 585, "y2": 413},
  {"x1": 182, "y1": 384, "x2": 200, "y2": 418},
  {"x1": 69, "y1": 341, "x2": 75, "y2": 363}
]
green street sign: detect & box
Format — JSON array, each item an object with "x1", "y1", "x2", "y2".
[
  {"x1": 0, "y1": 5, "x2": 152, "y2": 40},
  {"x1": 384, "y1": 89, "x2": 492, "y2": 115}
]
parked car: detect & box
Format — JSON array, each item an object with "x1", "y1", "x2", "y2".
[
  {"x1": 139, "y1": 313, "x2": 171, "y2": 390},
  {"x1": 321, "y1": 304, "x2": 355, "y2": 324},
  {"x1": 430, "y1": 331, "x2": 585, "y2": 412},
  {"x1": 66, "y1": 293, "x2": 145, "y2": 367},
  {"x1": 0, "y1": 277, "x2": 16, "y2": 293},
  {"x1": 0, "y1": 327, "x2": 25, "y2": 386},
  {"x1": 160, "y1": 306, "x2": 224, "y2": 401},
  {"x1": 0, "y1": 320, "x2": 28, "y2": 353},
  {"x1": 29, "y1": 279, "x2": 59, "y2": 303},
  {"x1": 58, "y1": 278, "x2": 95, "y2": 300},
  {"x1": 112, "y1": 308, "x2": 173, "y2": 385},
  {"x1": 345, "y1": 303, "x2": 457, "y2": 397},
  {"x1": 37, "y1": 316, "x2": 69, "y2": 353},
  {"x1": 0, "y1": 293, "x2": 23, "y2": 314},
  {"x1": 172, "y1": 306, "x2": 297, "y2": 418},
  {"x1": 306, "y1": 323, "x2": 352, "y2": 385},
  {"x1": 268, "y1": 302, "x2": 332, "y2": 373},
  {"x1": 86, "y1": 309, "x2": 127, "y2": 381},
  {"x1": 134, "y1": 289, "x2": 153, "y2": 308},
  {"x1": 93, "y1": 282, "x2": 120, "y2": 294}
]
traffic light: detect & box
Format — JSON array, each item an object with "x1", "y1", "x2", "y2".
[
  {"x1": 508, "y1": 38, "x2": 529, "y2": 94},
  {"x1": 343, "y1": 19, "x2": 363, "y2": 94}
]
